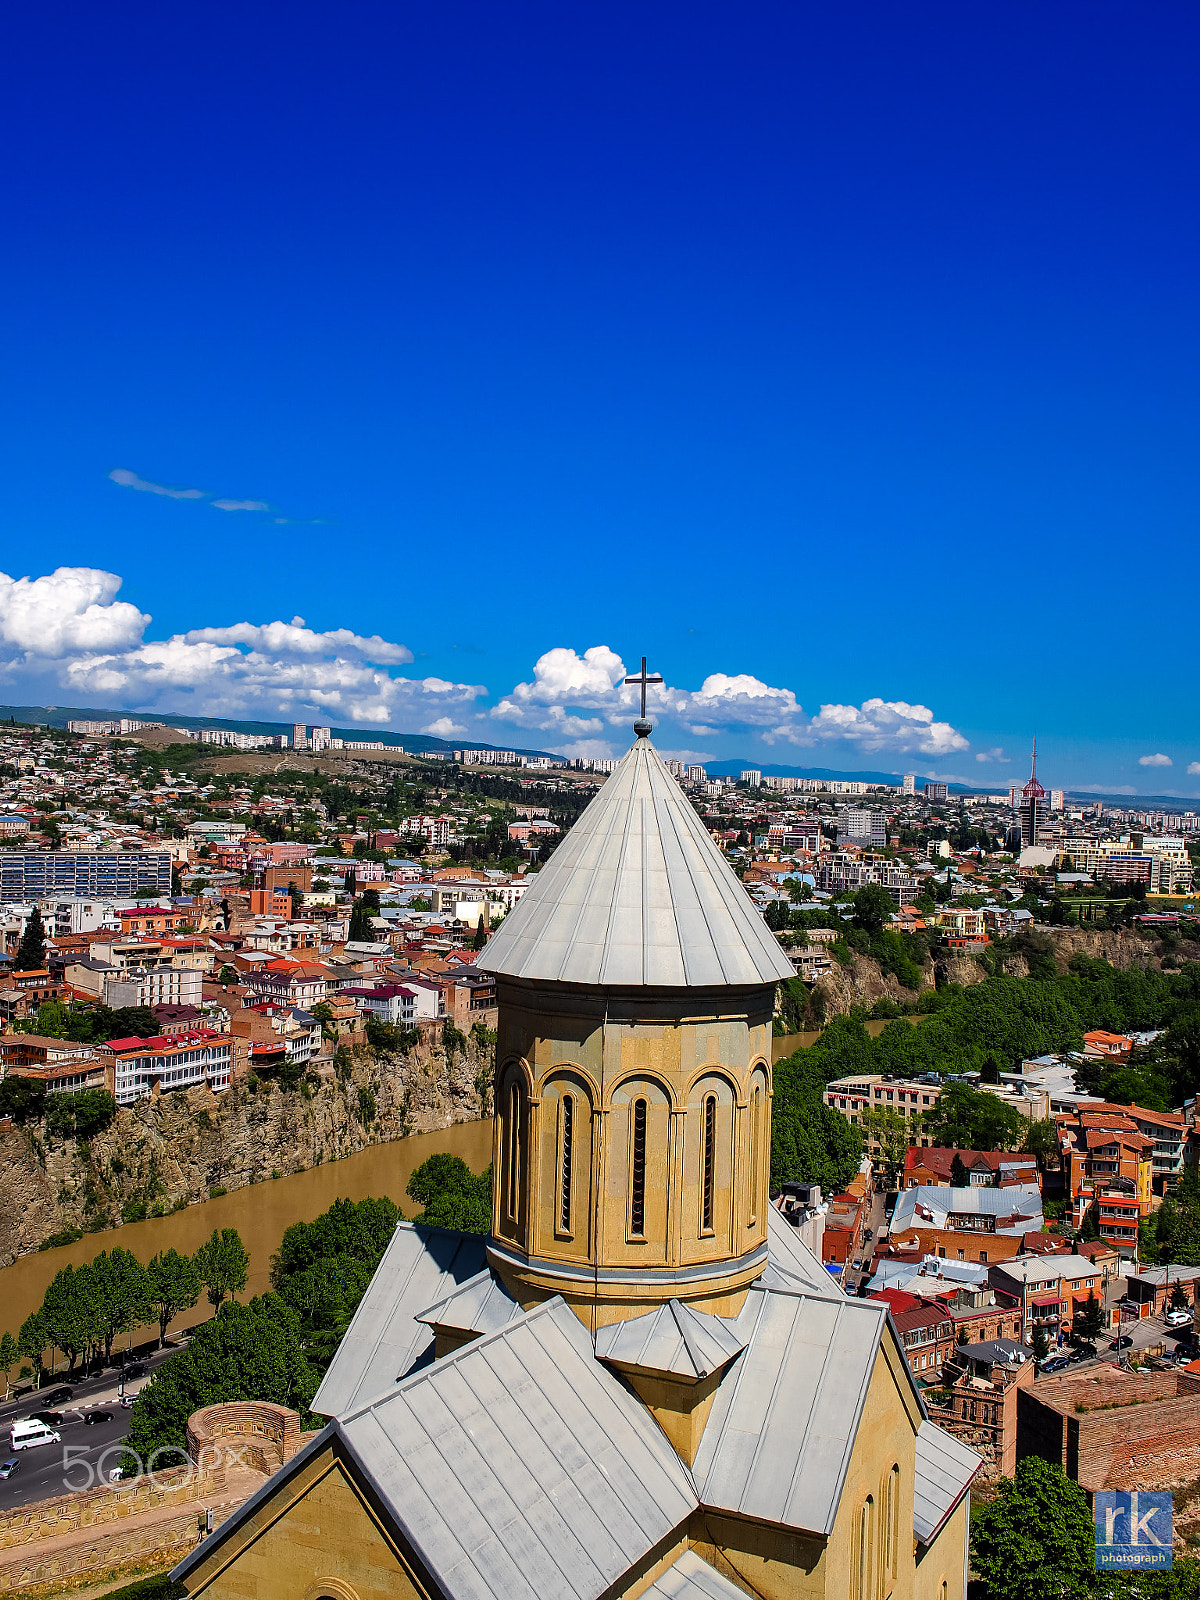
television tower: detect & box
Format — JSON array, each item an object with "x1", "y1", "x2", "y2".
[{"x1": 1019, "y1": 738, "x2": 1047, "y2": 846}]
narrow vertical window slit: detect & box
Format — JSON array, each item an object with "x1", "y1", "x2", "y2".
[
  {"x1": 559, "y1": 1094, "x2": 574, "y2": 1233},
  {"x1": 702, "y1": 1094, "x2": 716, "y2": 1233},
  {"x1": 631, "y1": 1098, "x2": 647, "y2": 1236}
]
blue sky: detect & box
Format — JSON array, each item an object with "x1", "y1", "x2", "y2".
[{"x1": 0, "y1": 3, "x2": 1197, "y2": 792}]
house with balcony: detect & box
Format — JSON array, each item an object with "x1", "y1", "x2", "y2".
[{"x1": 988, "y1": 1254, "x2": 1105, "y2": 1345}]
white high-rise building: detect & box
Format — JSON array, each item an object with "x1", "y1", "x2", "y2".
[
  {"x1": 310, "y1": 727, "x2": 332, "y2": 752},
  {"x1": 686, "y1": 765, "x2": 706, "y2": 782},
  {"x1": 1050, "y1": 789, "x2": 1065, "y2": 811},
  {"x1": 293, "y1": 722, "x2": 308, "y2": 750},
  {"x1": 902, "y1": 774, "x2": 916, "y2": 795},
  {"x1": 740, "y1": 769, "x2": 762, "y2": 787}
]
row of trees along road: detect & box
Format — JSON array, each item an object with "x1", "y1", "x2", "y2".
[{"x1": 0, "y1": 1229, "x2": 249, "y2": 1394}]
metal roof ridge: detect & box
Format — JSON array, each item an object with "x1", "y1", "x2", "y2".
[{"x1": 668, "y1": 1298, "x2": 710, "y2": 1378}]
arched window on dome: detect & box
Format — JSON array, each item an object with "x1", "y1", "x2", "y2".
[
  {"x1": 629, "y1": 1097, "x2": 647, "y2": 1238},
  {"x1": 748, "y1": 1081, "x2": 764, "y2": 1227},
  {"x1": 557, "y1": 1092, "x2": 575, "y2": 1237},
  {"x1": 701, "y1": 1093, "x2": 717, "y2": 1236},
  {"x1": 502, "y1": 1076, "x2": 525, "y2": 1230},
  {"x1": 855, "y1": 1496, "x2": 874, "y2": 1600}
]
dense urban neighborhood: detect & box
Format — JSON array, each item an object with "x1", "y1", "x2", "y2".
[{"x1": 3, "y1": 714, "x2": 1200, "y2": 1595}]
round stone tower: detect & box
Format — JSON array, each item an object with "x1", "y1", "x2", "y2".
[{"x1": 476, "y1": 724, "x2": 794, "y2": 1329}]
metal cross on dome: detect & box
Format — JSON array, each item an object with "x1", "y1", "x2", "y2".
[{"x1": 625, "y1": 656, "x2": 663, "y2": 720}]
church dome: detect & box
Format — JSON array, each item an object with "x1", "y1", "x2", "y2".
[{"x1": 476, "y1": 734, "x2": 794, "y2": 989}]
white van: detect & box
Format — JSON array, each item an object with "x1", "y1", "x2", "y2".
[{"x1": 11, "y1": 1419, "x2": 61, "y2": 1451}]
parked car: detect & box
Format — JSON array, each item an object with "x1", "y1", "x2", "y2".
[
  {"x1": 120, "y1": 1361, "x2": 147, "y2": 1378},
  {"x1": 1038, "y1": 1354, "x2": 1071, "y2": 1374},
  {"x1": 43, "y1": 1387, "x2": 73, "y2": 1406},
  {"x1": 1165, "y1": 1309, "x2": 1193, "y2": 1328},
  {"x1": 1111, "y1": 1334, "x2": 1134, "y2": 1349},
  {"x1": 27, "y1": 1412, "x2": 62, "y2": 1428},
  {"x1": 1069, "y1": 1344, "x2": 1097, "y2": 1362},
  {"x1": 82, "y1": 1410, "x2": 111, "y2": 1426},
  {"x1": 0, "y1": 1459, "x2": 18, "y2": 1479}
]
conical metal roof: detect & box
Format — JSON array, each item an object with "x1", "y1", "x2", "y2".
[{"x1": 476, "y1": 735, "x2": 793, "y2": 988}]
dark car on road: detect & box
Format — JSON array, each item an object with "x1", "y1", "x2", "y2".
[
  {"x1": 1038, "y1": 1354, "x2": 1072, "y2": 1374},
  {"x1": 82, "y1": 1410, "x2": 112, "y2": 1425},
  {"x1": 1069, "y1": 1344, "x2": 1097, "y2": 1362},
  {"x1": 1110, "y1": 1334, "x2": 1134, "y2": 1349},
  {"x1": 27, "y1": 1412, "x2": 63, "y2": 1428},
  {"x1": 121, "y1": 1361, "x2": 147, "y2": 1378},
  {"x1": 43, "y1": 1387, "x2": 73, "y2": 1406}
]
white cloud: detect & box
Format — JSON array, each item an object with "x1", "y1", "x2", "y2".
[
  {"x1": 109, "y1": 468, "x2": 204, "y2": 500},
  {"x1": 0, "y1": 564, "x2": 483, "y2": 728},
  {"x1": 975, "y1": 747, "x2": 1009, "y2": 764},
  {"x1": 490, "y1": 646, "x2": 967, "y2": 758},
  {"x1": 110, "y1": 468, "x2": 283, "y2": 518},
  {"x1": 803, "y1": 699, "x2": 968, "y2": 757},
  {"x1": 1138, "y1": 753, "x2": 1173, "y2": 767},
  {"x1": 1188, "y1": 763, "x2": 1200, "y2": 777},
  {"x1": 421, "y1": 717, "x2": 469, "y2": 739},
  {"x1": 0, "y1": 568, "x2": 149, "y2": 655}
]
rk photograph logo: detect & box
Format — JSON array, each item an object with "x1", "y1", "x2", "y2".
[{"x1": 1095, "y1": 1491, "x2": 1174, "y2": 1571}]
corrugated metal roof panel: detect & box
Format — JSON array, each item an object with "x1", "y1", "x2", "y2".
[
  {"x1": 414, "y1": 1268, "x2": 523, "y2": 1336},
  {"x1": 311, "y1": 1222, "x2": 487, "y2": 1419},
  {"x1": 594, "y1": 1299, "x2": 746, "y2": 1380},
  {"x1": 691, "y1": 1284, "x2": 888, "y2": 1537},
  {"x1": 340, "y1": 1298, "x2": 698, "y2": 1600},
  {"x1": 766, "y1": 1206, "x2": 837, "y2": 1293},
  {"x1": 477, "y1": 738, "x2": 793, "y2": 988},
  {"x1": 913, "y1": 1420, "x2": 981, "y2": 1544},
  {"x1": 645, "y1": 1550, "x2": 752, "y2": 1600}
]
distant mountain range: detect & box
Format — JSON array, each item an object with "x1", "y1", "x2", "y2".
[{"x1": 0, "y1": 703, "x2": 558, "y2": 762}]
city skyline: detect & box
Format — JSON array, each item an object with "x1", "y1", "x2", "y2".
[{"x1": 1, "y1": 6, "x2": 1197, "y2": 792}]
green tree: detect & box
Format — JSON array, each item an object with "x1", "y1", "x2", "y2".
[
  {"x1": 194, "y1": 1228, "x2": 249, "y2": 1308},
  {"x1": 950, "y1": 1152, "x2": 969, "y2": 1187},
  {"x1": 1022, "y1": 1118, "x2": 1059, "y2": 1165},
  {"x1": 1170, "y1": 1278, "x2": 1191, "y2": 1312},
  {"x1": 15, "y1": 905, "x2": 46, "y2": 971},
  {"x1": 1075, "y1": 1291, "x2": 1104, "y2": 1343},
  {"x1": 348, "y1": 900, "x2": 374, "y2": 943},
  {"x1": 771, "y1": 1046, "x2": 863, "y2": 1194},
  {"x1": 860, "y1": 1106, "x2": 910, "y2": 1189},
  {"x1": 122, "y1": 1296, "x2": 315, "y2": 1472},
  {"x1": 406, "y1": 1154, "x2": 492, "y2": 1233},
  {"x1": 270, "y1": 1197, "x2": 401, "y2": 1370},
  {"x1": 971, "y1": 1457, "x2": 1094, "y2": 1600},
  {"x1": 91, "y1": 1247, "x2": 153, "y2": 1363},
  {"x1": 1032, "y1": 1325, "x2": 1051, "y2": 1362},
  {"x1": 0, "y1": 1331, "x2": 18, "y2": 1397},
  {"x1": 18, "y1": 1311, "x2": 47, "y2": 1384},
  {"x1": 852, "y1": 883, "x2": 895, "y2": 935},
  {"x1": 147, "y1": 1249, "x2": 202, "y2": 1348},
  {"x1": 39, "y1": 1263, "x2": 103, "y2": 1372}
]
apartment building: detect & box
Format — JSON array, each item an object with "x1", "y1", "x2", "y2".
[
  {"x1": 1058, "y1": 1104, "x2": 1159, "y2": 1227},
  {"x1": 0, "y1": 850, "x2": 173, "y2": 900},
  {"x1": 823, "y1": 1072, "x2": 944, "y2": 1135},
  {"x1": 108, "y1": 1030, "x2": 233, "y2": 1104},
  {"x1": 815, "y1": 851, "x2": 917, "y2": 905},
  {"x1": 988, "y1": 1254, "x2": 1105, "y2": 1343}
]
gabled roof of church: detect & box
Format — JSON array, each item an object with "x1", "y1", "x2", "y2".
[
  {"x1": 644, "y1": 1550, "x2": 753, "y2": 1600},
  {"x1": 311, "y1": 1221, "x2": 487, "y2": 1419},
  {"x1": 338, "y1": 1297, "x2": 698, "y2": 1600},
  {"x1": 690, "y1": 1283, "x2": 892, "y2": 1537},
  {"x1": 476, "y1": 735, "x2": 794, "y2": 988},
  {"x1": 914, "y1": 1421, "x2": 983, "y2": 1544},
  {"x1": 595, "y1": 1297, "x2": 746, "y2": 1381},
  {"x1": 415, "y1": 1267, "x2": 524, "y2": 1337},
  {"x1": 765, "y1": 1205, "x2": 839, "y2": 1293}
]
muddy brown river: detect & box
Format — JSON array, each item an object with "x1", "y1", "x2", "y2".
[{"x1": 0, "y1": 1118, "x2": 494, "y2": 1351}]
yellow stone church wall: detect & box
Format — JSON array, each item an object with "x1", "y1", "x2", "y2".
[
  {"x1": 180, "y1": 1446, "x2": 432, "y2": 1600},
  {"x1": 686, "y1": 1342, "x2": 969, "y2": 1600},
  {"x1": 489, "y1": 977, "x2": 775, "y2": 1320}
]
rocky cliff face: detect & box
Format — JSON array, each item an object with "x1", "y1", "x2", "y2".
[
  {"x1": 0, "y1": 1033, "x2": 492, "y2": 1267},
  {"x1": 807, "y1": 924, "x2": 1185, "y2": 1022}
]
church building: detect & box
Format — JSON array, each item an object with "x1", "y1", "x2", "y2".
[{"x1": 173, "y1": 709, "x2": 979, "y2": 1600}]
